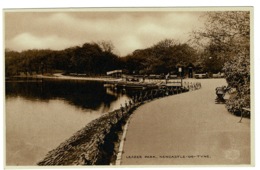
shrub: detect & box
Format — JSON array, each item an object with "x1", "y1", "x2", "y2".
[{"x1": 223, "y1": 52, "x2": 250, "y2": 116}]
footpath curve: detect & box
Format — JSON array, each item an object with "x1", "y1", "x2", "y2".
[{"x1": 120, "y1": 79, "x2": 251, "y2": 165}]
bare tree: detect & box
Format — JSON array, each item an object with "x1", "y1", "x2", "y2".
[
  {"x1": 97, "y1": 40, "x2": 115, "y2": 53},
  {"x1": 152, "y1": 39, "x2": 178, "y2": 49},
  {"x1": 193, "y1": 11, "x2": 250, "y2": 59}
]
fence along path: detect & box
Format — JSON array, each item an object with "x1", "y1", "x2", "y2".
[{"x1": 120, "y1": 79, "x2": 250, "y2": 165}]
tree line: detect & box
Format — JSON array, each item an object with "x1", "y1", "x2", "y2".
[
  {"x1": 5, "y1": 39, "x2": 226, "y2": 78},
  {"x1": 123, "y1": 39, "x2": 199, "y2": 75},
  {"x1": 5, "y1": 42, "x2": 122, "y2": 77},
  {"x1": 4, "y1": 40, "x2": 198, "y2": 77}
]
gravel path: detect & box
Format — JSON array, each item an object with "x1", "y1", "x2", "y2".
[{"x1": 121, "y1": 79, "x2": 251, "y2": 165}]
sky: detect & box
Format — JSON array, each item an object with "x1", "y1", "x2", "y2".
[{"x1": 5, "y1": 10, "x2": 205, "y2": 56}]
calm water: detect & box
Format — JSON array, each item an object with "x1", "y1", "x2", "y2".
[{"x1": 5, "y1": 79, "x2": 130, "y2": 165}]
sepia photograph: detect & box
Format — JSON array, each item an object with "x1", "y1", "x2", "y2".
[{"x1": 4, "y1": 7, "x2": 253, "y2": 167}]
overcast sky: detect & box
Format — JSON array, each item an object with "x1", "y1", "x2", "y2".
[{"x1": 5, "y1": 10, "x2": 205, "y2": 56}]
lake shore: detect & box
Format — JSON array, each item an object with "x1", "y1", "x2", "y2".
[
  {"x1": 7, "y1": 73, "x2": 182, "y2": 83},
  {"x1": 8, "y1": 73, "x2": 120, "y2": 82}
]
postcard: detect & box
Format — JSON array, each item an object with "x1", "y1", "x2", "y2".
[{"x1": 4, "y1": 7, "x2": 253, "y2": 168}]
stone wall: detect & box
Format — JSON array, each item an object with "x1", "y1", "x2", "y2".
[{"x1": 37, "y1": 105, "x2": 137, "y2": 165}]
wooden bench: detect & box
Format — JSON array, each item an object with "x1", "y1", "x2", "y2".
[{"x1": 238, "y1": 107, "x2": 250, "y2": 123}]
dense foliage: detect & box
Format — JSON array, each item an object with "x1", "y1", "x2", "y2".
[
  {"x1": 5, "y1": 42, "x2": 122, "y2": 77},
  {"x1": 223, "y1": 51, "x2": 250, "y2": 115},
  {"x1": 124, "y1": 39, "x2": 199, "y2": 75},
  {"x1": 195, "y1": 11, "x2": 251, "y2": 115},
  {"x1": 6, "y1": 39, "x2": 201, "y2": 77}
]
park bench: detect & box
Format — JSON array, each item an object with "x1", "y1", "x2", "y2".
[
  {"x1": 194, "y1": 73, "x2": 208, "y2": 79},
  {"x1": 238, "y1": 107, "x2": 250, "y2": 123},
  {"x1": 215, "y1": 86, "x2": 231, "y2": 103},
  {"x1": 212, "y1": 73, "x2": 225, "y2": 78},
  {"x1": 169, "y1": 75, "x2": 178, "y2": 79}
]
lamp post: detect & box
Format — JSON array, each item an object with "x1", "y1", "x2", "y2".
[
  {"x1": 208, "y1": 57, "x2": 212, "y2": 78},
  {"x1": 179, "y1": 67, "x2": 183, "y2": 87}
]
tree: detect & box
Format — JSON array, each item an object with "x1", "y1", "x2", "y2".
[
  {"x1": 194, "y1": 12, "x2": 249, "y2": 49},
  {"x1": 193, "y1": 11, "x2": 250, "y2": 115},
  {"x1": 97, "y1": 40, "x2": 115, "y2": 53},
  {"x1": 200, "y1": 43, "x2": 226, "y2": 74},
  {"x1": 124, "y1": 39, "x2": 198, "y2": 75},
  {"x1": 5, "y1": 41, "x2": 122, "y2": 77}
]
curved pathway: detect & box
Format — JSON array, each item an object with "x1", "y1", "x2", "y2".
[{"x1": 121, "y1": 79, "x2": 251, "y2": 165}]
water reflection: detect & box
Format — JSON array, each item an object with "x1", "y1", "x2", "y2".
[
  {"x1": 5, "y1": 78, "x2": 131, "y2": 165},
  {"x1": 6, "y1": 79, "x2": 125, "y2": 111}
]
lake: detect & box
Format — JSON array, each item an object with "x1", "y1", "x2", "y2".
[{"x1": 5, "y1": 78, "x2": 131, "y2": 166}]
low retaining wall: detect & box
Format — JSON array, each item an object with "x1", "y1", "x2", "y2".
[
  {"x1": 37, "y1": 105, "x2": 138, "y2": 165},
  {"x1": 38, "y1": 83, "x2": 201, "y2": 166}
]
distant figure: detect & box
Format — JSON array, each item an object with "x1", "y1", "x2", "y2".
[
  {"x1": 120, "y1": 104, "x2": 124, "y2": 113},
  {"x1": 125, "y1": 100, "x2": 128, "y2": 110},
  {"x1": 133, "y1": 95, "x2": 137, "y2": 103},
  {"x1": 129, "y1": 100, "x2": 132, "y2": 107},
  {"x1": 139, "y1": 92, "x2": 143, "y2": 102}
]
